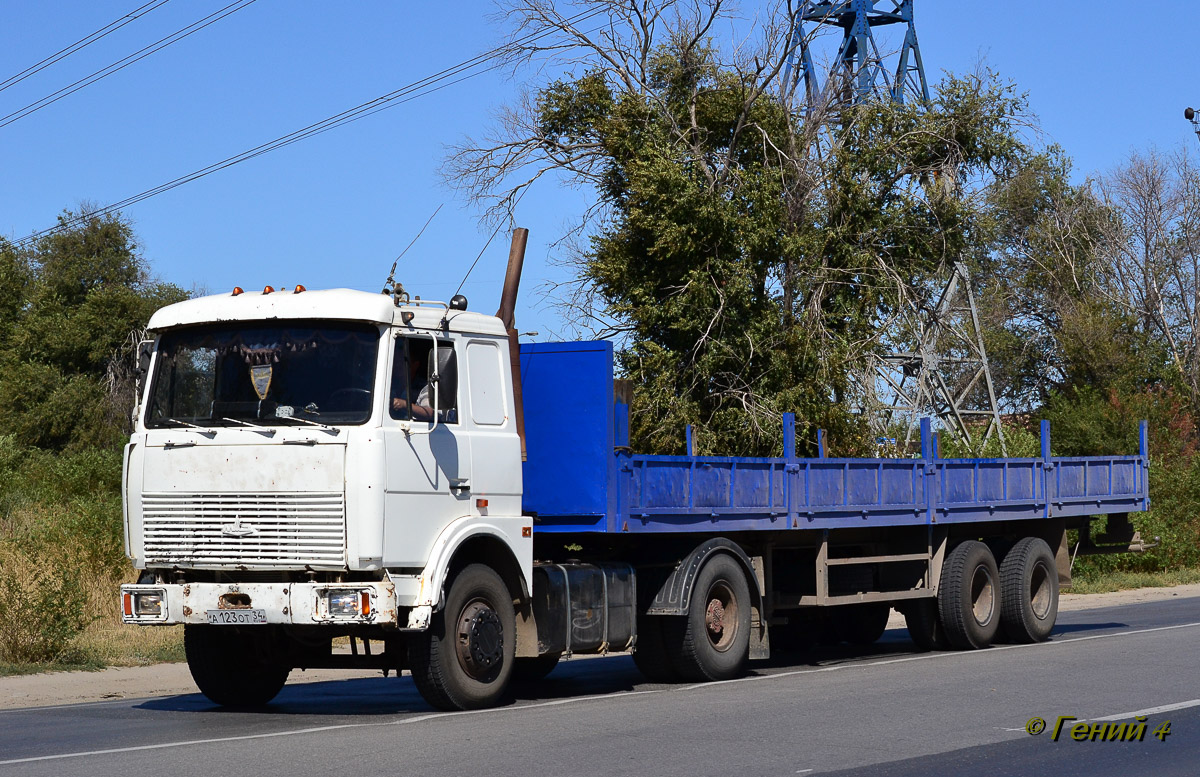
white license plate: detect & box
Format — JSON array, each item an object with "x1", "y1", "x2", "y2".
[{"x1": 205, "y1": 608, "x2": 268, "y2": 625}]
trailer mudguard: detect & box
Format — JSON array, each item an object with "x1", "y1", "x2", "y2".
[{"x1": 646, "y1": 537, "x2": 769, "y2": 659}]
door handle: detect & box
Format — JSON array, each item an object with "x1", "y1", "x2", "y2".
[{"x1": 449, "y1": 478, "x2": 471, "y2": 493}]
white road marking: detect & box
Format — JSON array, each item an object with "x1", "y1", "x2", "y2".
[
  {"x1": 1087, "y1": 698, "x2": 1200, "y2": 722},
  {"x1": 674, "y1": 621, "x2": 1200, "y2": 692},
  {"x1": 3, "y1": 620, "x2": 1200, "y2": 766},
  {"x1": 0, "y1": 698, "x2": 141, "y2": 716}
]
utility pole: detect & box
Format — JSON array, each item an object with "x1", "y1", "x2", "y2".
[{"x1": 1186, "y1": 106, "x2": 1200, "y2": 143}]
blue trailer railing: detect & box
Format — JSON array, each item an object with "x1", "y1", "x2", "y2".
[{"x1": 520, "y1": 341, "x2": 1150, "y2": 534}]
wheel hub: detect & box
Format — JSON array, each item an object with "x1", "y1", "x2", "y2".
[
  {"x1": 456, "y1": 601, "x2": 504, "y2": 679},
  {"x1": 706, "y1": 598, "x2": 726, "y2": 636},
  {"x1": 703, "y1": 581, "x2": 739, "y2": 652}
]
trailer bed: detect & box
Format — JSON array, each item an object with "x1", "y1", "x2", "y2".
[{"x1": 519, "y1": 341, "x2": 1149, "y2": 534}]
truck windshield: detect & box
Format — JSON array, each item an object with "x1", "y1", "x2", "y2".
[{"x1": 145, "y1": 321, "x2": 381, "y2": 427}]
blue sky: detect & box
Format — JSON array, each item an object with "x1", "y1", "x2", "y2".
[{"x1": 1, "y1": 1, "x2": 1198, "y2": 340}]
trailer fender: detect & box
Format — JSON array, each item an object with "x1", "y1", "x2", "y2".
[{"x1": 646, "y1": 538, "x2": 769, "y2": 659}]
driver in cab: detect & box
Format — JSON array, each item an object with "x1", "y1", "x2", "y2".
[{"x1": 391, "y1": 347, "x2": 434, "y2": 421}]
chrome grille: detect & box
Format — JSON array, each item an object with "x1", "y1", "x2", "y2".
[{"x1": 141, "y1": 492, "x2": 346, "y2": 568}]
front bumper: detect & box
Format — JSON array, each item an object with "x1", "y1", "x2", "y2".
[{"x1": 120, "y1": 581, "x2": 399, "y2": 627}]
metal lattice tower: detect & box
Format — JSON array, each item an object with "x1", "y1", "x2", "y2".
[
  {"x1": 857, "y1": 263, "x2": 1006, "y2": 455},
  {"x1": 784, "y1": 0, "x2": 930, "y2": 110}
]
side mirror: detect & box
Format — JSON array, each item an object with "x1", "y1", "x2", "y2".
[
  {"x1": 136, "y1": 339, "x2": 154, "y2": 393},
  {"x1": 426, "y1": 345, "x2": 458, "y2": 420}
]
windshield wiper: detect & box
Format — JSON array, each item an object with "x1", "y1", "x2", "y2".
[
  {"x1": 219, "y1": 417, "x2": 277, "y2": 436},
  {"x1": 282, "y1": 416, "x2": 340, "y2": 434},
  {"x1": 166, "y1": 418, "x2": 216, "y2": 435}
]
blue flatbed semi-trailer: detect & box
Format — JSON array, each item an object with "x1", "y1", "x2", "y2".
[
  {"x1": 520, "y1": 340, "x2": 1149, "y2": 533},
  {"x1": 516, "y1": 339, "x2": 1153, "y2": 672}
]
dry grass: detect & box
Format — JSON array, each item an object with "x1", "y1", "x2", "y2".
[
  {"x1": 0, "y1": 494, "x2": 184, "y2": 670},
  {"x1": 0, "y1": 544, "x2": 184, "y2": 670},
  {"x1": 1069, "y1": 567, "x2": 1200, "y2": 595},
  {"x1": 76, "y1": 567, "x2": 185, "y2": 666}
]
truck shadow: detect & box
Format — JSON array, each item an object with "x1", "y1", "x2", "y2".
[{"x1": 136, "y1": 621, "x2": 1129, "y2": 716}]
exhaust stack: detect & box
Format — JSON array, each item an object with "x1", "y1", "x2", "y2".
[{"x1": 497, "y1": 228, "x2": 529, "y2": 461}]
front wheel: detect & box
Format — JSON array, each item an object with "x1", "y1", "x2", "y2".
[
  {"x1": 184, "y1": 624, "x2": 290, "y2": 707},
  {"x1": 673, "y1": 554, "x2": 752, "y2": 681},
  {"x1": 410, "y1": 564, "x2": 516, "y2": 710},
  {"x1": 513, "y1": 652, "x2": 562, "y2": 683}
]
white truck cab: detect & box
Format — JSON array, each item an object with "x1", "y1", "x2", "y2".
[{"x1": 121, "y1": 286, "x2": 533, "y2": 708}]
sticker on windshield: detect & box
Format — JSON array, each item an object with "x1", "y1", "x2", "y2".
[{"x1": 250, "y1": 364, "x2": 273, "y2": 400}]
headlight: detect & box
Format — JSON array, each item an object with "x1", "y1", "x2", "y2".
[
  {"x1": 324, "y1": 589, "x2": 372, "y2": 618},
  {"x1": 123, "y1": 588, "x2": 165, "y2": 619},
  {"x1": 326, "y1": 589, "x2": 360, "y2": 617},
  {"x1": 134, "y1": 593, "x2": 163, "y2": 616}
]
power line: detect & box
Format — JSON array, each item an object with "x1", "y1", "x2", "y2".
[
  {"x1": 8, "y1": 8, "x2": 605, "y2": 250},
  {"x1": 0, "y1": 0, "x2": 173, "y2": 95},
  {"x1": 0, "y1": 0, "x2": 256, "y2": 130}
]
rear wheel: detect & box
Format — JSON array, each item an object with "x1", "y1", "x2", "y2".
[
  {"x1": 835, "y1": 603, "x2": 891, "y2": 645},
  {"x1": 410, "y1": 564, "x2": 515, "y2": 710},
  {"x1": 632, "y1": 614, "x2": 682, "y2": 682},
  {"x1": 999, "y1": 537, "x2": 1059, "y2": 643},
  {"x1": 674, "y1": 554, "x2": 752, "y2": 681},
  {"x1": 771, "y1": 612, "x2": 818, "y2": 654},
  {"x1": 184, "y1": 624, "x2": 290, "y2": 707},
  {"x1": 937, "y1": 541, "x2": 1000, "y2": 650},
  {"x1": 903, "y1": 599, "x2": 950, "y2": 651}
]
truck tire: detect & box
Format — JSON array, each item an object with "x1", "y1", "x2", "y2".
[
  {"x1": 999, "y1": 537, "x2": 1059, "y2": 643},
  {"x1": 771, "y1": 612, "x2": 818, "y2": 654},
  {"x1": 184, "y1": 624, "x2": 289, "y2": 707},
  {"x1": 632, "y1": 614, "x2": 682, "y2": 682},
  {"x1": 513, "y1": 652, "x2": 562, "y2": 682},
  {"x1": 937, "y1": 540, "x2": 1000, "y2": 650},
  {"x1": 674, "y1": 554, "x2": 751, "y2": 681},
  {"x1": 410, "y1": 563, "x2": 515, "y2": 711},
  {"x1": 902, "y1": 599, "x2": 950, "y2": 651},
  {"x1": 835, "y1": 603, "x2": 891, "y2": 645}
]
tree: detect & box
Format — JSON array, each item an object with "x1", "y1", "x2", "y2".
[
  {"x1": 1093, "y1": 148, "x2": 1200, "y2": 408},
  {"x1": 0, "y1": 209, "x2": 187, "y2": 450},
  {"x1": 450, "y1": 1, "x2": 1032, "y2": 455}
]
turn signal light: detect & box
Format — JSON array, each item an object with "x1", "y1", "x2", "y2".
[
  {"x1": 122, "y1": 593, "x2": 133, "y2": 616},
  {"x1": 360, "y1": 591, "x2": 371, "y2": 617}
]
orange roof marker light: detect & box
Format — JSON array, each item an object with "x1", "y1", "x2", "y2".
[
  {"x1": 231, "y1": 286, "x2": 244, "y2": 296},
  {"x1": 263, "y1": 285, "x2": 275, "y2": 294},
  {"x1": 293, "y1": 284, "x2": 306, "y2": 294}
]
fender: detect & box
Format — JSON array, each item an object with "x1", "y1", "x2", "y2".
[
  {"x1": 646, "y1": 537, "x2": 769, "y2": 659},
  {"x1": 413, "y1": 514, "x2": 532, "y2": 613}
]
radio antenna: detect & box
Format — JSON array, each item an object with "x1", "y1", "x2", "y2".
[
  {"x1": 454, "y1": 187, "x2": 530, "y2": 297},
  {"x1": 383, "y1": 203, "x2": 442, "y2": 294}
]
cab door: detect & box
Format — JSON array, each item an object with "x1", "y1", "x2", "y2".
[{"x1": 381, "y1": 332, "x2": 472, "y2": 567}]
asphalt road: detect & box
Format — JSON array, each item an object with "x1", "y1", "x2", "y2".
[{"x1": 2, "y1": 597, "x2": 1198, "y2": 777}]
